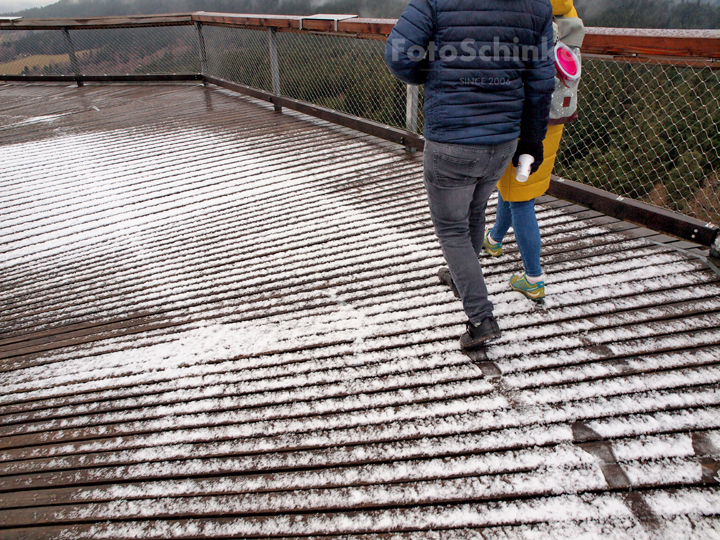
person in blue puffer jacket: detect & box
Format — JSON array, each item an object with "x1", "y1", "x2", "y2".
[{"x1": 385, "y1": 0, "x2": 556, "y2": 350}]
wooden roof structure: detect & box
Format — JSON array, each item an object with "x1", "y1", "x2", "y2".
[{"x1": 0, "y1": 82, "x2": 719, "y2": 539}]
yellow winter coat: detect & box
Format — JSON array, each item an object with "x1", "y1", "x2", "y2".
[
  {"x1": 553, "y1": 0, "x2": 575, "y2": 16},
  {"x1": 497, "y1": 1, "x2": 579, "y2": 202}
]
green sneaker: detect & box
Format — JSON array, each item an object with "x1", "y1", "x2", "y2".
[
  {"x1": 483, "y1": 231, "x2": 503, "y2": 257},
  {"x1": 510, "y1": 274, "x2": 545, "y2": 300}
]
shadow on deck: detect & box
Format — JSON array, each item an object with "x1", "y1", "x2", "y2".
[{"x1": 0, "y1": 82, "x2": 719, "y2": 539}]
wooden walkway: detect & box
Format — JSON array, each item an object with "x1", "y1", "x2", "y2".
[{"x1": 0, "y1": 82, "x2": 719, "y2": 539}]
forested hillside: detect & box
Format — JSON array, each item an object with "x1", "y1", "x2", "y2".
[
  {"x1": 4, "y1": 0, "x2": 408, "y2": 18},
  {"x1": 5, "y1": 0, "x2": 720, "y2": 28},
  {"x1": 575, "y1": 0, "x2": 720, "y2": 29}
]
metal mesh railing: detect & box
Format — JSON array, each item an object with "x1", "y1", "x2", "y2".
[
  {"x1": 557, "y1": 57, "x2": 720, "y2": 224},
  {"x1": 274, "y1": 31, "x2": 405, "y2": 129},
  {"x1": 0, "y1": 29, "x2": 73, "y2": 75},
  {"x1": 203, "y1": 25, "x2": 273, "y2": 92},
  {"x1": 71, "y1": 26, "x2": 200, "y2": 75},
  {"x1": 0, "y1": 25, "x2": 199, "y2": 76},
  {"x1": 1, "y1": 20, "x2": 718, "y2": 224}
]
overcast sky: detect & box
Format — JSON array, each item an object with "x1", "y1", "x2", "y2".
[{"x1": 1, "y1": 0, "x2": 55, "y2": 14}]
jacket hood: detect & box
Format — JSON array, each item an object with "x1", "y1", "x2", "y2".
[{"x1": 552, "y1": 0, "x2": 574, "y2": 16}]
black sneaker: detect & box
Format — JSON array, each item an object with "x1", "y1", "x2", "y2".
[
  {"x1": 438, "y1": 267, "x2": 460, "y2": 298},
  {"x1": 459, "y1": 317, "x2": 501, "y2": 350}
]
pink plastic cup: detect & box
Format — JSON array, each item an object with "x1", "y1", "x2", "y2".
[{"x1": 554, "y1": 42, "x2": 581, "y2": 81}]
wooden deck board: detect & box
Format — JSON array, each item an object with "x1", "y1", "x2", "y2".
[
  {"x1": 0, "y1": 428, "x2": 716, "y2": 505},
  {"x1": 1, "y1": 371, "x2": 717, "y2": 463},
  {"x1": 1, "y1": 82, "x2": 719, "y2": 538},
  {"x1": 0, "y1": 215, "x2": 653, "y2": 345},
  {"x1": 3, "y1": 337, "x2": 717, "y2": 445}
]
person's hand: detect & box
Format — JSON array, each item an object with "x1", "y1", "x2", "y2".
[{"x1": 512, "y1": 141, "x2": 544, "y2": 174}]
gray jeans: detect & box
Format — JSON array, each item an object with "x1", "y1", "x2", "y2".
[{"x1": 424, "y1": 138, "x2": 517, "y2": 324}]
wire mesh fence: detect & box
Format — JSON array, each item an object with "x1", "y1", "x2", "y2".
[
  {"x1": 557, "y1": 57, "x2": 720, "y2": 224},
  {"x1": 0, "y1": 25, "x2": 199, "y2": 76},
  {"x1": 199, "y1": 26, "x2": 410, "y2": 132},
  {"x1": 202, "y1": 25, "x2": 273, "y2": 92},
  {"x1": 274, "y1": 31, "x2": 405, "y2": 129},
  {"x1": 0, "y1": 29, "x2": 73, "y2": 75},
  {"x1": 1, "y1": 22, "x2": 718, "y2": 224},
  {"x1": 71, "y1": 26, "x2": 200, "y2": 75}
]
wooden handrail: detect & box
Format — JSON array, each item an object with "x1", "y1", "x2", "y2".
[
  {"x1": 190, "y1": 12, "x2": 396, "y2": 40},
  {"x1": 0, "y1": 13, "x2": 195, "y2": 30},
  {"x1": 582, "y1": 27, "x2": 720, "y2": 60},
  {"x1": 189, "y1": 14, "x2": 720, "y2": 58},
  {"x1": 1, "y1": 12, "x2": 718, "y2": 60}
]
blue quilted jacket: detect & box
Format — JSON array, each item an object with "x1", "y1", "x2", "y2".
[{"x1": 385, "y1": 0, "x2": 556, "y2": 145}]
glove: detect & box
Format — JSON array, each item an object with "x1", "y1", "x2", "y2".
[{"x1": 512, "y1": 140, "x2": 544, "y2": 174}]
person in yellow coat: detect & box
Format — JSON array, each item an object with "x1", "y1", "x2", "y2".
[{"x1": 483, "y1": 0, "x2": 586, "y2": 301}]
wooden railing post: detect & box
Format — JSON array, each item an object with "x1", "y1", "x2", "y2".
[
  {"x1": 61, "y1": 28, "x2": 82, "y2": 87},
  {"x1": 405, "y1": 84, "x2": 419, "y2": 152},
  {"x1": 268, "y1": 28, "x2": 282, "y2": 113},
  {"x1": 194, "y1": 22, "x2": 208, "y2": 83}
]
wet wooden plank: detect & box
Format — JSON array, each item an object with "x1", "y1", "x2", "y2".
[
  {"x1": 1, "y1": 366, "x2": 717, "y2": 467},
  {"x1": 4, "y1": 215, "x2": 640, "y2": 353},
  {"x1": 2, "y1": 286, "x2": 718, "y2": 426},
  {"x1": 2, "y1": 83, "x2": 720, "y2": 538},
  {"x1": 3, "y1": 333, "x2": 718, "y2": 451}
]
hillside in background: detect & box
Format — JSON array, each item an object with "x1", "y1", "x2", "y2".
[
  {"x1": 2, "y1": 0, "x2": 719, "y2": 28},
  {"x1": 3, "y1": 0, "x2": 408, "y2": 18},
  {"x1": 575, "y1": 0, "x2": 720, "y2": 28}
]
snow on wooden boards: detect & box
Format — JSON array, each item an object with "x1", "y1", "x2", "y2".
[{"x1": 0, "y1": 83, "x2": 719, "y2": 538}]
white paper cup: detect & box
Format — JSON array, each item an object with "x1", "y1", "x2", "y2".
[{"x1": 516, "y1": 154, "x2": 535, "y2": 183}]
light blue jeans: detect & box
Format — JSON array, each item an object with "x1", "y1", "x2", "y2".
[
  {"x1": 490, "y1": 193, "x2": 542, "y2": 278},
  {"x1": 424, "y1": 138, "x2": 517, "y2": 324}
]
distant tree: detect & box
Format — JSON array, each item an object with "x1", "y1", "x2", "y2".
[
  {"x1": 573, "y1": 0, "x2": 719, "y2": 29},
  {"x1": 9, "y1": 0, "x2": 409, "y2": 19},
  {"x1": 557, "y1": 60, "x2": 720, "y2": 220}
]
